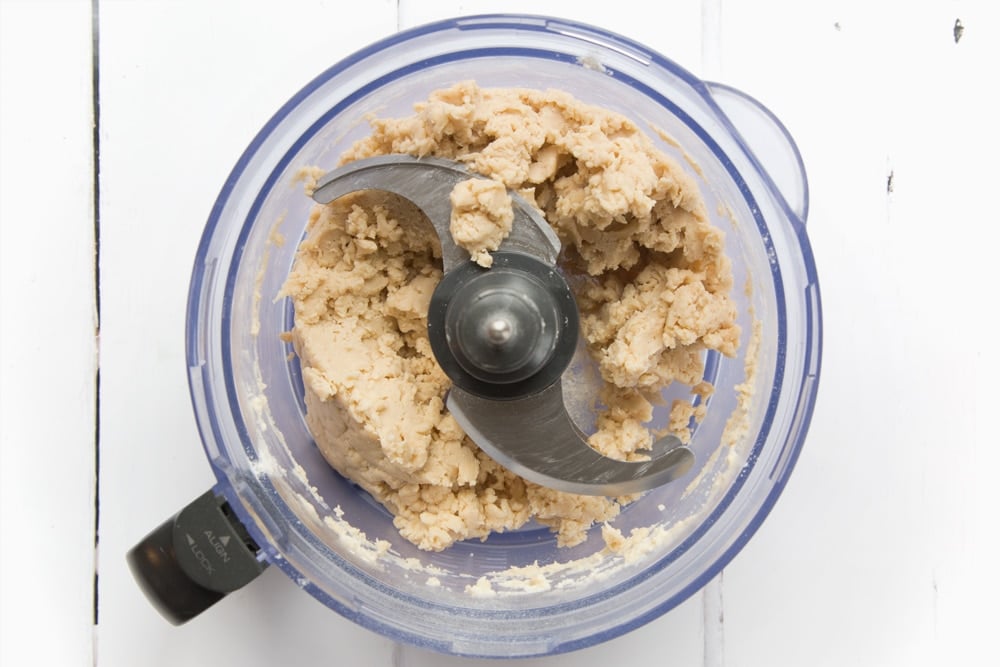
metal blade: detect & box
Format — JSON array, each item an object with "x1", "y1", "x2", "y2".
[
  {"x1": 447, "y1": 383, "x2": 695, "y2": 496},
  {"x1": 312, "y1": 155, "x2": 560, "y2": 271}
]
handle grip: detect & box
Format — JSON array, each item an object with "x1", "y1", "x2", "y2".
[
  {"x1": 127, "y1": 490, "x2": 268, "y2": 625},
  {"x1": 705, "y1": 82, "x2": 810, "y2": 223}
]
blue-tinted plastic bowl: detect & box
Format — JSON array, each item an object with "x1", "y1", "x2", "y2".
[{"x1": 186, "y1": 14, "x2": 821, "y2": 658}]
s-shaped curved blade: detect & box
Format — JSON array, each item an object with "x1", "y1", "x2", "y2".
[
  {"x1": 311, "y1": 155, "x2": 695, "y2": 496},
  {"x1": 447, "y1": 385, "x2": 694, "y2": 496},
  {"x1": 312, "y1": 155, "x2": 560, "y2": 271}
]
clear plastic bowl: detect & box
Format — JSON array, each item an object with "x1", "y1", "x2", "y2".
[{"x1": 186, "y1": 14, "x2": 821, "y2": 658}]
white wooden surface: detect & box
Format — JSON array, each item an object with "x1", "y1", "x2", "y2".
[
  {"x1": 1, "y1": 2, "x2": 97, "y2": 666},
  {"x1": 1, "y1": 1, "x2": 998, "y2": 665}
]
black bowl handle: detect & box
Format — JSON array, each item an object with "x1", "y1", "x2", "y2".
[{"x1": 127, "y1": 489, "x2": 268, "y2": 624}]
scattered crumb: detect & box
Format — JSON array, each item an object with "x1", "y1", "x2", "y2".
[
  {"x1": 465, "y1": 576, "x2": 497, "y2": 598},
  {"x1": 602, "y1": 523, "x2": 626, "y2": 553}
]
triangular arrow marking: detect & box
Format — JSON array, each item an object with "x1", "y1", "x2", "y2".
[
  {"x1": 186, "y1": 533, "x2": 195, "y2": 546},
  {"x1": 219, "y1": 535, "x2": 231, "y2": 547}
]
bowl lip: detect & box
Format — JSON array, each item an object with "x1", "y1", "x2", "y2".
[{"x1": 186, "y1": 12, "x2": 823, "y2": 657}]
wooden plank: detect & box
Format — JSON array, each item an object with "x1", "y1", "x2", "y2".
[
  {"x1": 0, "y1": 1, "x2": 97, "y2": 665},
  {"x1": 718, "y1": 2, "x2": 1000, "y2": 665},
  {"x1": 96, "y1": 1, "x2": 398, "y2": 665}
]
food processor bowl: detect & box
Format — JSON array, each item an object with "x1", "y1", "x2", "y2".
[{"x1": 129, "y1": 14, "x2": 821, "y2": 658}]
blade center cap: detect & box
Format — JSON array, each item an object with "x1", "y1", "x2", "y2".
[
  {"x1": 427, "y1": 251, "x2": 579, "y2": 400},
  {"x1": 447, "y1": 274, "x2": 557, "y2": 383}
]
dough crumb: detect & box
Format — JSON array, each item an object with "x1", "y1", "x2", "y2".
[
  {"x1": 692, "y1": 381, "x2": 714, "y2": 399},
  {"x1": 293, "y1": 165, "x2": 327, "y2": 197},
  {"x1": 449, "y1": 177, "x2": 514, "y2": 267},
  {"x1": 465, "y1": 576, "x2": 497, "y2": 598},
  {"x1": 669, "y1": 399, "x2": 700, "y2": 443},
  {"x1": 602, "y1": 523, "x2": 626, "y2": 553}
]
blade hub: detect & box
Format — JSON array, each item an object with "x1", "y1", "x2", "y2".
[{"x1": 428, "y1": 251, "x2": 578, "y2": 400}]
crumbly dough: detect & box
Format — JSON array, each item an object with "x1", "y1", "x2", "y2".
[
  {"x1": 284, "y1": 82, "x2": 739, "y2": 551},
  {"x1": 449, "y1": 177, "x2": 513, "y2": 267}
]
